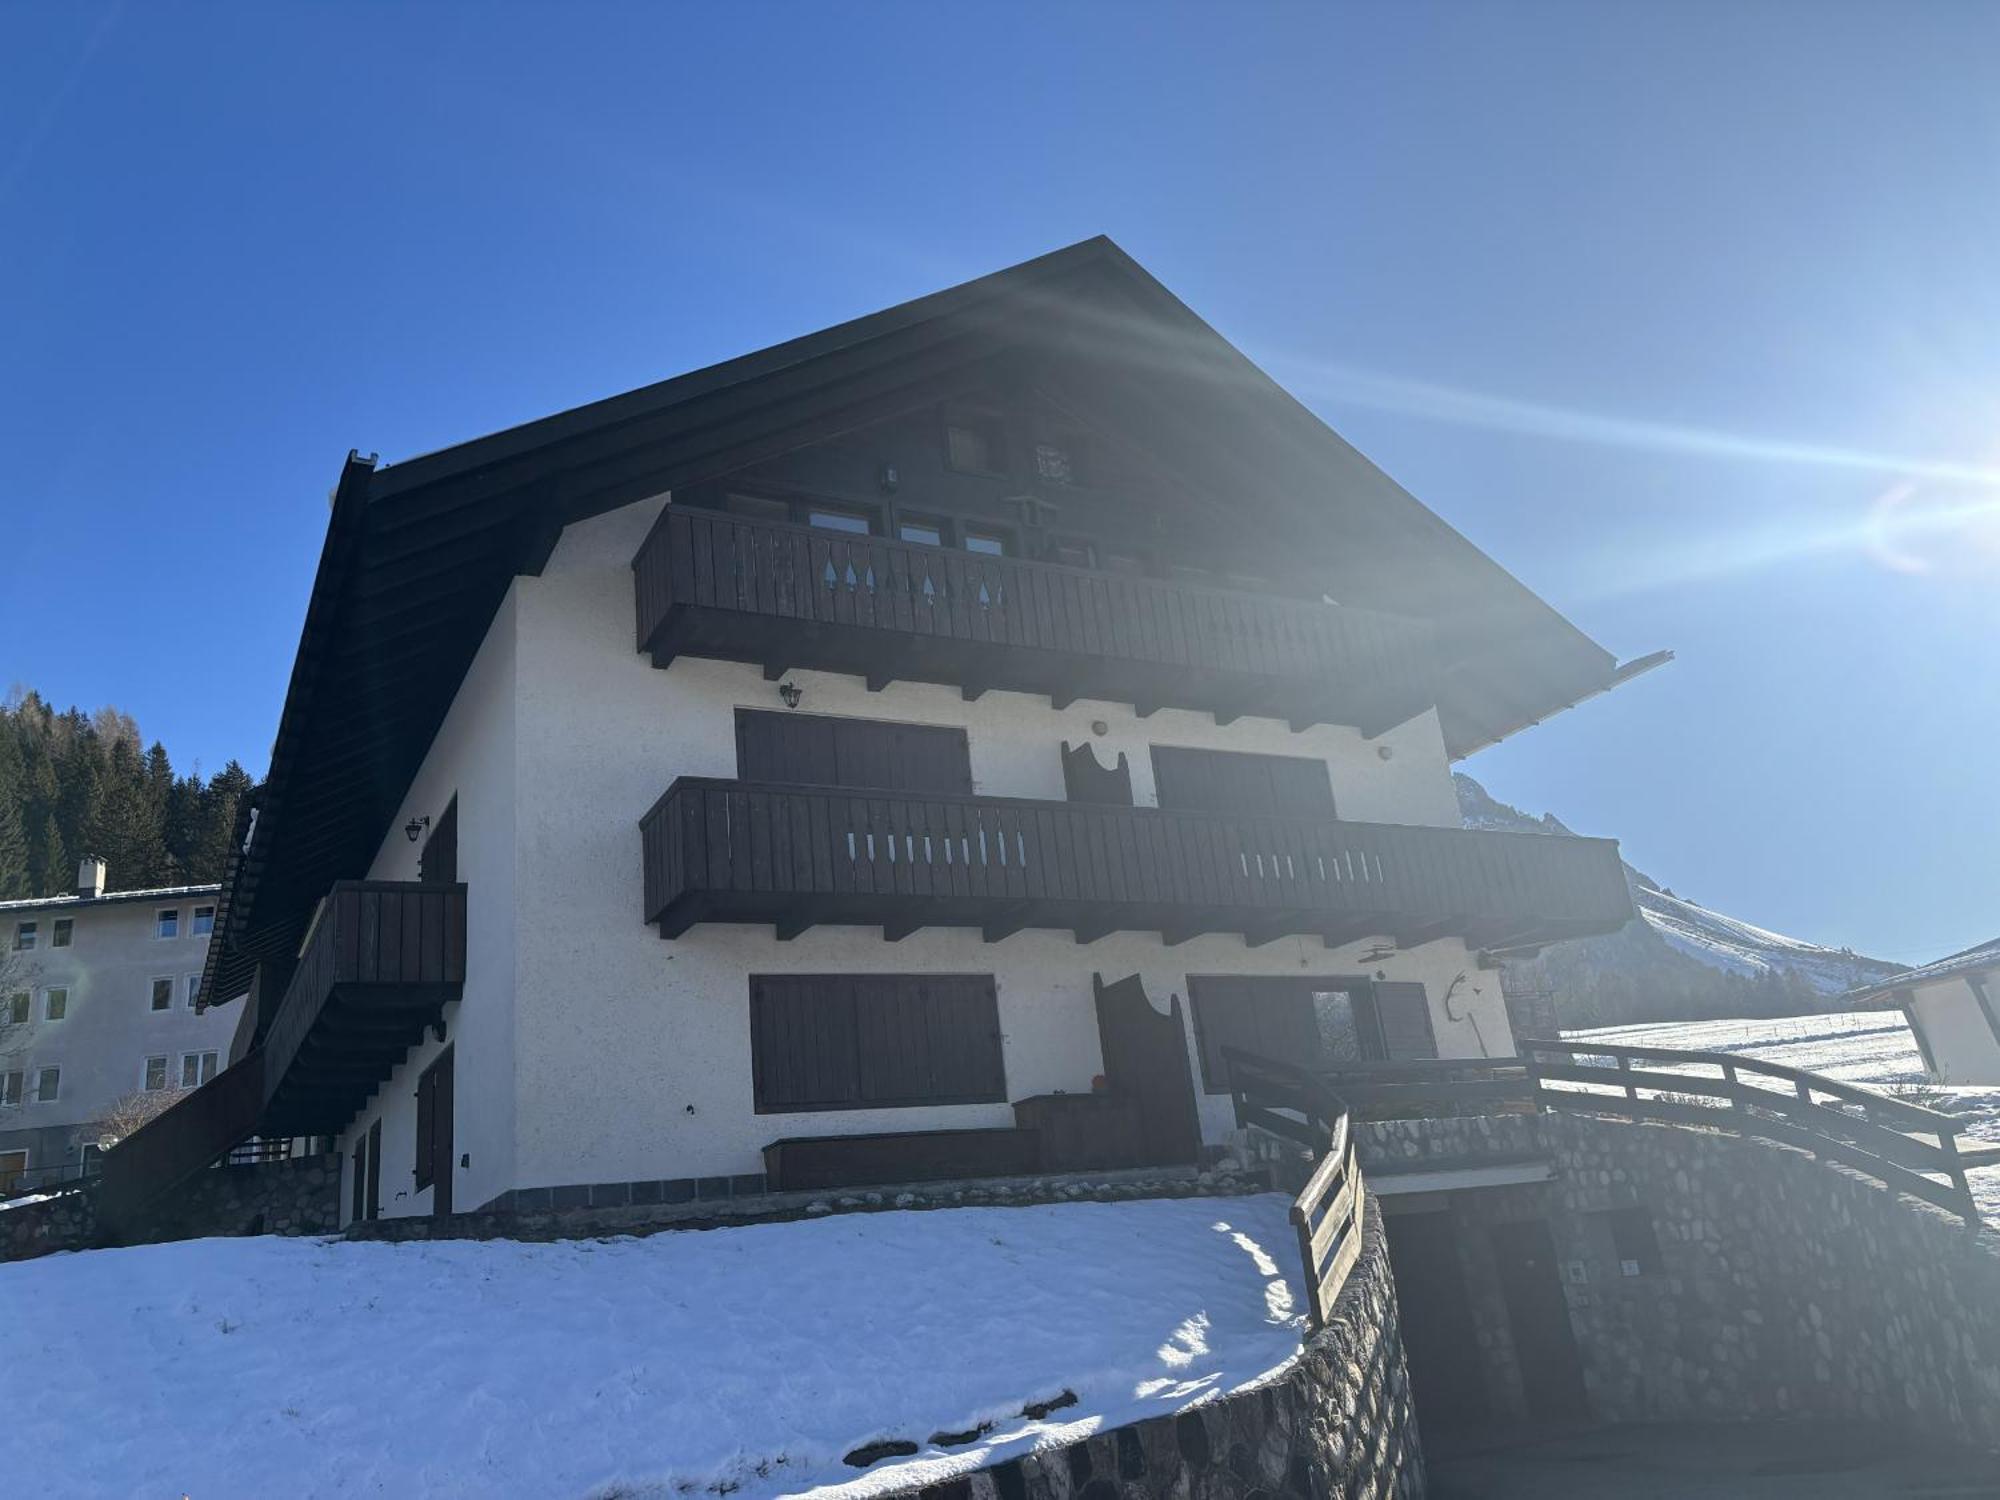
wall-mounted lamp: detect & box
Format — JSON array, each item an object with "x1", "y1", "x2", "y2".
[
  {"x1": 404, "y1": 815, "x2": 431, "y2": 843},
  {"x1": 778, "y1": 681, "x2": 804, "y2": 709}
]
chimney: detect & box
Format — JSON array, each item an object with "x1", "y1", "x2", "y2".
[{"x1": 77, "y1": 857, "x2": 107, "y2": 899}]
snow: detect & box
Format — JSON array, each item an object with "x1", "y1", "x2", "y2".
[
  {"x1": 1568, "y1": 1009, "x2": 2000, "y2": 1229},
  {"x1": 3, "y1": 1194, "x2": 1306, "y2": 1500},
  {"x1": 1632, "y1": 887, "x2": 1888, "y2": 995}
]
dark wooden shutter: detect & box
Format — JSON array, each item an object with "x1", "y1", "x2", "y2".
[
  {"x1": 431, "y1": 1049, "x2": 454, "y2": 1215},
  {"x1": 419, "y1": 797, "x2": 458, "y2": 886},
  {"x1": 1373, "y1": 981, "x2": 1439, "y2": 1059},
  {"x1": 350, "y1": 1138, "x2": 367, "y2": 1223},
  {"x1": 1151, "y1": 747, "x2": 1334, "y2": 817},
  {"x1": 364, "y1": 1118, "x2": 382, "y2": 1221},
  {"x1": 414, "y1": 1065, "x2": 436, "y2": 1189},
  {"x1": 736, "y1": 711, "x2": 971, "y2": 794},
  {"x1": 1188, "y1": 977, "x2": 1327, "y2": 1093},
  {"x1": 750, "y1": 974, "x2": 1003, "y2": 1112}
]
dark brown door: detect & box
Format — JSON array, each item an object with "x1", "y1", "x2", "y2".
[
  {"x1": 1093, "y1": 973, "x2": 1201, "y2": 1167},
  {"x1": 736, "y1": 710, "x2": 972, "y2": 794},
  {"x1": 416, "y1": 1048, "x2": 455, "y2": 1216},
  {"x1": 364, "y1": 1118, "x2": 381, "y2": 1222},
  {"x1": 1489, "y1": 1218, "x2": 1589, "y2": 1421},
  {"x1": 419, "y1": 797, "x2": 458, "y2": 885},
  {"x1": 1384, "y1": 1210, "x2": 1490, "y2": 1426}
]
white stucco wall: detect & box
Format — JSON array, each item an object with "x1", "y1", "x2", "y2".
[
  {"x1": 336, "y1": 591, "x2": 520, "y2": 1224},
  {"x1": 1908, "y1": 975, "x2": 2000, "y2": 1086},
  {"x1": 487, "y1": 494, "x2": 1507, "y2": 1194}
]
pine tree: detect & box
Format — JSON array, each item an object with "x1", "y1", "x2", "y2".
[{"x1": 0, "y1": 730, "x2": 27, "y2": 899}]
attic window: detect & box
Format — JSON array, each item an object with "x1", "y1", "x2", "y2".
[{"x1": 945, "y1": 412, "x2": 1006, "y2": 476}]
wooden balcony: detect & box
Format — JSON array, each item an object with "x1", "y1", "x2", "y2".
[
  {"x1": 633, "y1": 506, "x2": 1442, "y2": 732},
  {"x1": 640, "y1": 778, "x2": 1633, "y2": 951},
  {"x1": 259, "y1": 881, "x2": 467, "y2": 1136}
]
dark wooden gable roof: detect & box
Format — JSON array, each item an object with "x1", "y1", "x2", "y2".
[{"x1": 202, "y1": 236, "x2": 1655, "y2": 1009}]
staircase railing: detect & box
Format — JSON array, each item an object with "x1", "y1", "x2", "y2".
[
  {"x1": 1223, "y1": 1047, "x2": 1365, "y2": 1329},
  {"x1": 95, "y1": 1049, "x2": 266, "y2": 1240}
]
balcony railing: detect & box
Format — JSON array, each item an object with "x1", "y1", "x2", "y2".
[
  {"x1": 260, "y1": 880, "x2": 467, "y2": 1136},
  {"x1": 633, "y1": 505, "x2": 1442, "y2": 732},
  {"x1": 640, "y1": 777, "x2": 1633, "y2": 950}
]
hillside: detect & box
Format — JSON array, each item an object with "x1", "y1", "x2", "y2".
[{"x1": 1456, "y1": 774, "x2": 1903, "y2": 1027}]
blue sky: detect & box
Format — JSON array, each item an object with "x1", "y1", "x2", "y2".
[{"x1": 4, "y1": 3, "x2": 1995, "y2": 964}]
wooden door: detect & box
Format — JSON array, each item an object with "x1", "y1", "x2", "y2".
[
  {"x1": 1489, "y1": 1218, "x2": 1589, "y2": 1420},
  {"x1": 1093, "y1": 972, "x2": 1201, "y2": 1167},
  {"x1": 419, "y1": 798, "x2": 458, "y2": 885},
  {"x1": 416, "y1": 1048, "x2": 455, "y2": 1216},
  {"x1": 1384, "y1": 1210, "x2": 1491, "y2": 1426}
]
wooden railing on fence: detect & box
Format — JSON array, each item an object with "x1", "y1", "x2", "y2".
[
  {"x1": 632, "y1": 504, "x2": 1441, "y2": 733},
  {"x1": 1319, "y1": 1057, "x2": 1539, "y2": 1120},
  {"x1": 1223, "y1": 1047, "x2": 1366, "y2": 1330},
  {"x1": 1519, "y1": 1037, "x2": 1980, "y2": 1227},
  {"x1": 96, "y1": 1049, "x2": 267, "y2": 1240},
  {"x1": 640, "y1": 777, "x2": 1633, "y2": 950}
]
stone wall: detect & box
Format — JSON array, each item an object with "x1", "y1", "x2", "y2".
[
  {"x1": 881, "y1": 1195, "x2": 1424, "y2": 1500},
  {"x1": 0, "y1": 1155, "x2": 341, "y2": 1262},
  {"x1": 1361, "y1": 1112, "x2": 2000, "y2": 1450}
]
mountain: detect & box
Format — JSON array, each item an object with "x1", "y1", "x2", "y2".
[{"x1": 1455, "y1": 774, "x2": 1903, "y2": 1027}]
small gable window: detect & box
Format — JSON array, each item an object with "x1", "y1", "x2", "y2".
[{"x1": 944, "y1": 411, "x2": 1006, "y2": 476}]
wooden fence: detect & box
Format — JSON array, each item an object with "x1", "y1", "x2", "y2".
[
  {"x1": 1520, "y1": 1037, "x2": 1980, "y2": 1226},
  {"x1": 1223, "y1": 1047, "x2": 1366, "y2": 1330}
]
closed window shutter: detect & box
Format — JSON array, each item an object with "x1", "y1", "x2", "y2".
[
  {"x1": 1151, "y1": 747, "x2": 1334, "y2": 817},
  {"x1": 414, "y1": 1068, "x2": 435, "y2": 1189},
  {"x1": 365, "y1": 1119, "x2": 383, "y2": 1221},
  {"x1": 737, "y1": 711, "x2": 972, "y2": 794},
  {"x1": 750, "y1": 974, "x2": 1004, "y2": 1112},
  {"x1": 1373, "y1": 982, "x2": 1438, "y2": 1059}
]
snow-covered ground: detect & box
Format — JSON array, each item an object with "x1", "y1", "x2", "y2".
[
  {"x1": 1568, "y1": 1009, "x2": 2000, "y2": 1228},
  {"x1": 4, "y1": 1194, "x2": 1306, "y2": 1500},
  {"x1": 1631, "y1": 889, "x2": 1893, "y2": 995}
]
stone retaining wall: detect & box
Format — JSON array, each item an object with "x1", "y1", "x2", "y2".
[
  {"x1": 881, "y1": 1195, "x2": 1424, "y2": 1500},
  {"x1": 0, "y1": 1155, "x2": 340, "y2": 1262},
  {"x1": 1362, "y1": 1111, "x2": 2000, "y2": 1450}
]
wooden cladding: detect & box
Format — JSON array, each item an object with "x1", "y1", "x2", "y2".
[
  {"x1": 749, "y1": 973, "x2": 1006, "y2": 1113},
  {"x1": 634, "y1": 504, "x2": 1441, "y2": 733},
  {"x1": 641, "y1": 777, "x2": 1633, "y2": 950},
  {"x1": 258, "y1": 881, "x2": 468, "y2": 1137}
]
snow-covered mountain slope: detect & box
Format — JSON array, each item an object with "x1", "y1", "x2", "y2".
[{"x1": 1456, "y1": 774, "x2": 1903, "y2": 1022}]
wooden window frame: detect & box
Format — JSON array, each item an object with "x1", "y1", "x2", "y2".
[
  {"x1": 42, "y1": 987, "x2": 67, "y2": 1022},
  {"x1": 32, "y1": 1066, "x2": 59, "y2": 1104},
  {"x1": 748, "y1": 972, "x2": 1007, "y2": 1114},
  {"x1": 148, "y1": 977, "x2": 174, "y2": 1013},
  {"x1": 13, "y1": 921, "x2": 36, "y2": 951},
  {"x1": 50, "y1": 918, "x2": 71, "y2": 948}
]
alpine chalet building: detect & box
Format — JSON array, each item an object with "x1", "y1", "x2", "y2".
[{"x1": 135, "y1": 241, "x2": 1651, "y2": 1228}]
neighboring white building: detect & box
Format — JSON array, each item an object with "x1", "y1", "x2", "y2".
[
  {"x1": 0, "y1": 860, "x2": 237, "y2": 1194},
  {"x1": 157, "y1": 240, "x2": 1654, "y2": 1229},
  {"x1": 1849, "y1": 938, "x2": 2000, "y2": 1086}
]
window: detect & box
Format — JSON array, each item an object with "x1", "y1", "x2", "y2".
[
  {"x1": 186, "y1": 975, "x2": 203, "y2": 1009},
  {"x1": 1603, "y1": 1206, "x2": 1663, "y2": 1276},
  {"x1": 1188, "y1": 977, "x2": 1437, "y2": 1094},
  {"x1": 804, "y1": 503, "x2": 874, "y2": 536},
  {"x1": 150, "y1": 978, "x2": 174, "y2": 1013},
  {"x1": 191, "y1": 905, "x2": 215, "y2": 936},
  {"x1": 5, "y1": 992, "x2": 27, "y2": 1026},
  {"x1": 895, "y1": 514, "x2": 947, "y2": 547},
  {"x1": 51, "y1": 918, "x2": 71, "y2": 948},
  {"x1": 735, "y1": 710, "x2": 973, "y2": 795},
  {"x1": 155, "y1": 909, "x2": 180, "y2": 940},
  {"x1": 0, "y1": 1072, "x2": 21, "y2": 1107},
  {"x1": 42, "y1": 987, "x2": 67, "y2": 1022},
  {"x1": 13, "y1": 921, "x2": 36, "y2": 951},
  {"x1": 33, "y1": 1067, "x2": 59, "y2": 1104},
  {"x1": 962, "y1": 524, "x2": 1013, "y2": 558},
  {"x1": 749, "y1": 973, "x2": 1006, "y2": 1112},
  {"x1": 180, "y1": 1051, "x2": 219, "y2": 1088},
  {"x1": 944, "y1": 411, "x2": 1006, "y2": 475},
  {"x1": 1150, "y1": 745, "x2": 1337, "y2": 819},
  {"x1": 143, "y1": 1056, "x2": 169, "y2": 1091}
]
